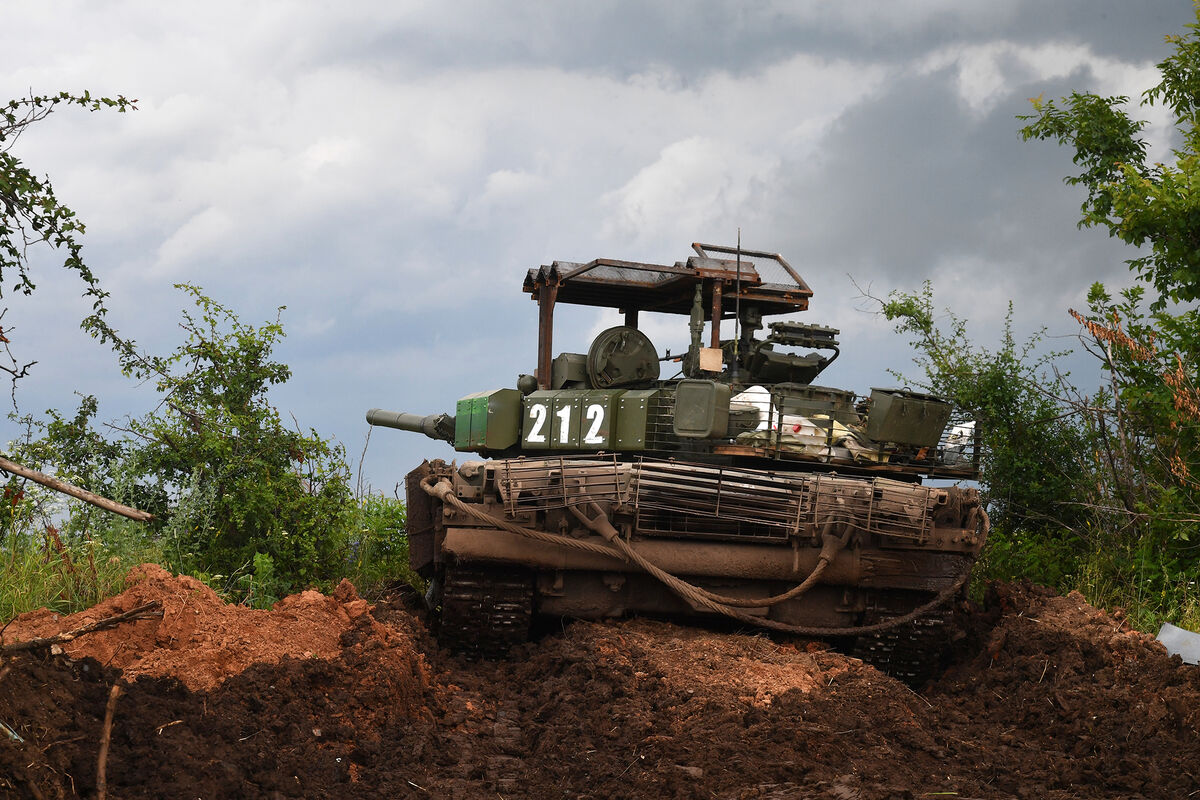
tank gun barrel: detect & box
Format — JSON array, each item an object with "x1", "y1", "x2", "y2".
[{"x1": 366, "y1": 409, "x2": 455, "y2": 444}]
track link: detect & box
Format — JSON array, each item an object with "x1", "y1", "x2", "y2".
[
  {"x1": 852, "y1": 610, "x2": 949, "y2": 687},
  {"x1": 437, "y1": 562, "x2": 533, "y2": 659}
]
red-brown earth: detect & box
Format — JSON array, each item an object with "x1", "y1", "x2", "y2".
[{"x1": 1, "y1": 564, "x2": 1197, "y2": 799}]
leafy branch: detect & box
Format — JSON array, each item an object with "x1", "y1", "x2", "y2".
[{"x1": 0, "y1": 90, "x2": 136, "y2": 399}]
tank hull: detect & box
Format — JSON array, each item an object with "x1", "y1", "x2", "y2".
[{"x1": 407, "y1": 455, "x2": 987, "y2": 681}]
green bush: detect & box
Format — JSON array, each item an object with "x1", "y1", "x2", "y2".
[
  {"x1": 881, "y1": 283, "x2": 1085, "y2": 536},
  {"x1": 978, "y1": 527, "x2": 1086, "y2": 590},
  {"x1": 880, "y1": 282, "x2": 1200, "y2": 634},
  {"x1": 103, "y1": 285, "x2": 358, "y2": 598},
  {"x1": 0, "y1": 285, "x2": 415, "y2": 619},
  {"x1": 345, "y1": 491, "x2": 418, "y2": 594}
]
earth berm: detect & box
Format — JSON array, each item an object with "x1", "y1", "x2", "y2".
[{"x1": 1, "y1": 564, "x2": 1197, "y2": 799}]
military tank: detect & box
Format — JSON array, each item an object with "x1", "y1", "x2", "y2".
[{"x1": 369, "y1": 243, "x2": 987, "y2": 683}]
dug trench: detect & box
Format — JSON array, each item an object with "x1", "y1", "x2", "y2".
[{"x1": 1, "y1": 565, "x2": 1198, "y2": 799}]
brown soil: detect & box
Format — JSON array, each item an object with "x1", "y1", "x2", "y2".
[{"x1": 1, "y1": 567, "x2": 1198, "y2": 799}]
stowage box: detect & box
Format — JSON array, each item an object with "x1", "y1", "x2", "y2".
[
  {"x1": 865, "y1": 388, "x2": 952, "y2": 447},
  {"x1": 455, "y1": 389, "x2": 523, "y2": 451}
]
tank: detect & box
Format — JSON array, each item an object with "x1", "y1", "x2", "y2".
[{"x1": 369, "y1": 243, "x2": 988, "y2": 684}]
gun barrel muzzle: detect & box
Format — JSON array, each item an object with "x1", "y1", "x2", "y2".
[{"x1": 366, "y1": 409, "x2": 455, "y2": 443}]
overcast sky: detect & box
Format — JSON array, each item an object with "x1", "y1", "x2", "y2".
[{"x1": 2, "y1": 1, "x2": 1196, "y2": 492}]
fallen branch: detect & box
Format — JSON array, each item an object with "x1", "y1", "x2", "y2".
[
  {"x1": 96, "y1": 682, "x2": 122, "y2": 800},
  {"x1": 0, "y1": 454, "x2": 154, "y2": 523},
  {"x1": 0, "y1": 601, "x2": 163, "y2": 653}
]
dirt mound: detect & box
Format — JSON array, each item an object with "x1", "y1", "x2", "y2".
[
  {"x1": 2, "y1": 564, "x2": 376, "y2": 691},
  {"x1": 2, "y1": 572, "x2": 1198, "y2": 799},
  {"x1": 931, "y1": 583, "x2": 1200, "y2": 798}
]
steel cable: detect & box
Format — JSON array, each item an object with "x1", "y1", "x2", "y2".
[{"x1": 422, "y1": 475, "x2": 990, "y2": 638}]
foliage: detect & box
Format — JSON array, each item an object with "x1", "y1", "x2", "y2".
[
  {"x1": 1, "y1": 285, "x2": 387, "y2": 613},
  {"x1": 106, "y1": 285, "x2": 358, "y2": 597},
  {"x1": 1064, "y1": 283, "x2": 1200, "y2": 543},
  {"x1": 1012, "y1": 9, "x2": 1200, "y2": 631},
  {"x1": 1074, "y1": 536, "x2": 1200, "y2": 633},
  {"x1": 881, "y1": 281, "x2": 1200, "y2": 632},
  {"x1": 1019, "y1": 9, "x2": 1200, "y2": 307},
  {"x1": 977, "y1": 526, "x2": 1085, "y2": 592},
  {"x1": 880, "y1": 282, "x2": 1084, "y2": 535},
  {"x1": 0, "y1": 519, "x2": 161, "y2": 623},
  {"x1": 0, "y1": 91, "x2": 411, "y2": 617},
  {"x1": 345, "y1": 491, "x2": 417, "y2": 593},
  {"x1": 0, "y1": 91, "x2": 136, "y2": 389},
  {"x1": 935, "y1": 8, "x2": 1200, "y2": 632}
]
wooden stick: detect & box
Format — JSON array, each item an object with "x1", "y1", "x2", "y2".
[
  {"x1": 0, "y1": 601, "x2": 163, "y2": 652},
  {"x1": 96, "y1": 682, "x2": 122, "y2": 800},
  {"x1": 0, "y1": 454, "x2": 154, "y2": 523}
]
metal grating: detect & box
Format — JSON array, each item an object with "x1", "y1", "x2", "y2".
[
  {"x1": 632, "y1": 460, "x2": 800, "y2": 541},
  {"x1": 489, "y1": 454, "x2": 937, "y2": 545},
  {"x1": 645, "y1": 391, "x2": 680, "y2": 451},
  {"x1": 496, "y1": 455, "x2": 625, "y2": 515}
]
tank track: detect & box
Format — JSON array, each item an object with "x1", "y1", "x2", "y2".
[
  {"x1": 437, "y1": 561, "x2": 533, "y2": 659},
  {"x1": 851, "y1": 610, "x2": 949, "y2": 687}
]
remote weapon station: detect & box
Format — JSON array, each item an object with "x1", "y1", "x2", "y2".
[{"x1": 369, "y1": 244, "x2": 987, "y2": 682}]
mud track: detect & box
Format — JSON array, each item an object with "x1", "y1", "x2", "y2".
[{"x1": 1, "y1": 564, "x2": 1197, "y2": 799}]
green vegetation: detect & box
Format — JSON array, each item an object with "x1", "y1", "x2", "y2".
[
  {"x1": 874, "y1": 8, "x2": 1200, "y2": 633},
  {"x1": 0, "y1": 92, "x2": 136, "y2": 390},
  {"x1": 881, "y1": 284, "x2": 1200, "y2": 633},
  {"x1": 0, "y1": 514, "x2": 160, "y2": 623},
  {"x1": 1019, "y1": 17, "x2": 1200, "y2": 308},
  {"x1": 109, "y1": 285, "x2": 359, "y2": 594},
  {"x1": 880, "y1": 286, "x2": 1083, "y2": 536},
  {"x1": 0, "y1": 285, "x2": 416, "y2": 619},
  {"x1": 0, "y1": 89, "x2": 417, "y2": 623}
]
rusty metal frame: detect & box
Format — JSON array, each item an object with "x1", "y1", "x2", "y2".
[
  {"x1": 692, "y1": 242, "x2": 813, "y2": 295},
  {"x1": 525, "y1": 246, "x2": 816, "y2": 389}
]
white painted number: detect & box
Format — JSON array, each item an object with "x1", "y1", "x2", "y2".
[
  {"x1": 583, "y1": 404, "x2": 605, "y2": 444},
  {"x1": 556, "y1": 405, "x2": 572, "y2": 442},
  {"x1": 529, "y1": 401, "x2": 607, "y2": 447},
  {"x1": 527, "y1": 403, "x2": 547, "y2": 443}
]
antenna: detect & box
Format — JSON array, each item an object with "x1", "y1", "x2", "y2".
[{"x1": 733, "y1": 228, "x2": 742, "y2": 370}]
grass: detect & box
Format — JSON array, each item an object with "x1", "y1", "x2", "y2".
[
  {"x1": 0, "y1": 491, "x2": 420, "y2": 624},
  {"x1": 1, "y1": 522, "x2": 162, "y2": 624},
  {"x1": 978, "y1": 524, "x2": 1200, "y2": 635},
  {"x1": 1073, "y1": 546, "x2": 1200, "y2": 634},
  {"x1": 342, "y1": 491, "x2": 423, "y2": 597}
]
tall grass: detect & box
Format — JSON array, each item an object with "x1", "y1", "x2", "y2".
[
  {"x1": 1073, "y1": 541, "x2": 1200, "y2": 634},
  {"x1": 1, "y1": 521, "x2": 162, "y2": 623},
  {"x1": 979, "y1": 524, "x2": 1200, "y2": 634},
  {"x1": 343, "y1": 491, "x2": 421, "y2": 597},
  {"x1": 0, "y1": 490, "x2": 416, "y2": 622}
]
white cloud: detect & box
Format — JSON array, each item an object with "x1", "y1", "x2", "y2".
[
  {"x1": 154, "y1": 206, "x2": 236, "y2": 274},
  {"x1": 600, "y1": 137, "x2": 781, "y2": 246},
  {"x1": 919, "y1": 39, "x2": 1173, "y2": 155}
]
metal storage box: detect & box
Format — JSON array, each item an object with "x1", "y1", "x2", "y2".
[
  {"x1": 673, "y1": 380, "x2": 730, "y2": 438},
  {"x1": 865, "y1": 388, "x2": 952, "y2": 447}
]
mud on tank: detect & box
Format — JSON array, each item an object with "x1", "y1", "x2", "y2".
[{"x1": 369, "y1": 243, "x2": 988, "y2": 685}]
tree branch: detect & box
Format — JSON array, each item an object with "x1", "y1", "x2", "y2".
[
  {"x1": 0, "y1": 600, "x2": 162, "y2": 652},
  {"x1": 0, "y1": 454, "x2": 154, "y2": 522}
]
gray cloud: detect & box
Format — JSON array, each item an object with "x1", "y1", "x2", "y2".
[{"x1": 1, "y1": 0, "x2": 1195, "y2": 489}]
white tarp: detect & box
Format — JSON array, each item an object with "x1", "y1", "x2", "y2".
[{"x1": 1156, "y1": 622, "x2": 1200, "y2": 665}]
